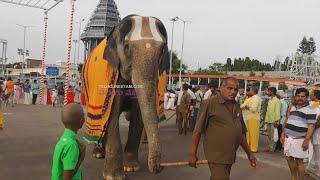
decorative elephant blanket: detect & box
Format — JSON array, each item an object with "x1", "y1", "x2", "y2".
[{"x1": 82, "y1": 38, "x2": 168, "y2": 144}]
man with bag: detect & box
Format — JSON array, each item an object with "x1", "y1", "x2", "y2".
[{"x1": 264, "y1": 87, "x2": 281, "y2": 153}]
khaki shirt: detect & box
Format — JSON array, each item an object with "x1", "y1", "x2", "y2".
[
  {"x1": 194, "y1": 93, "x2": 247, "y2": 164},
  {"x1": 178, "y1": 91, "x2": 191, "y2": 114}
]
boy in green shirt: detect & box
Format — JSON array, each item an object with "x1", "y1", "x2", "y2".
[{"x1": 51, "y1": 103, "x2": 86, "y2": 180}]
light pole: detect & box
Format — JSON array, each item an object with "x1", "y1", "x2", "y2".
[
  {"x1": 76, "y1": 19, "x2": 85, "y2": 68},
  {"x1": 16, "y1": 24, "x2": 33, "y2": 78},
  {"x1": 176, "y1": 17, "x2": 191, "y2": 89},
  {"x1": 73, "y1": 39, "x2": 78, "y2": 80},
  {"x1": 169, "y1": 16, "x2": 178, "y2": 89}
]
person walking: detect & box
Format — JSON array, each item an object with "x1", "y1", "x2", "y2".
[
  {"x1": 23, "y1": 79, "x2": 32, "y2": 105},
  {"x1": 308, "y1": 90, "x2": 320, "y2": 176},
  {"x1": 31, "y1": 80, "x2": 40, "y2": 105},
  {"x1": 5, "y1": 77, "x2": 14, "y2": 107},
  {"x1": 264, "y1": 87, "x2": 281, "y2": 153},
  {"x1": 240, "y1": 87, "x2": 262, "y2": 153},
  {"x1": 14, "y1": 82, "x2": 23, "y2": 104},
  {"x1": 191, "y1": 86, "x2": 203, "y2": 131},
  {"x1": 203, "y1": 84, "x2": 212, "y2": 100},
  {"x1": 166, "y1": 90, "x2": 176, "y2": 110},
  {"x1": 236, "y1": 88, "x2": 246, "y2": 105},
  {"x1": 57, "y1": 82, "x2": 65, "y2": 107},
  {"x1": 177, "y1": 84, "x2": 191, "y2": 135},
  {"x1": 74, "y1": 82, "x2": 82, "y2": 104},
  {"x1": 189, "y1": 77, "x2": 257, "y2": 180},
  {"x1": 281, "y1": 88, "x2": 317, "y2": 180},
  {"x1": 275, "y1": 91, "x2": 288, "y2": 151}
]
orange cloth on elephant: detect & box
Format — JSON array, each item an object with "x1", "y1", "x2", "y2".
[
  {"x1": 81, "y1": 89, "x2": 86, "y2": 106},
  {"x1": 82, "y1": 38, "x2": 119, "y2": 143},
  {"x1": 82, "y1": 38, "x2": 168, "y2": 143}
]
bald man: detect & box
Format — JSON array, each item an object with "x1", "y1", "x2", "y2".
[
  {"x1": 51, "y1": 103, "x2": 86, "y2": 180},
  {"x1": 189, "y1": 77, "x2": 257, "y2": 180}
]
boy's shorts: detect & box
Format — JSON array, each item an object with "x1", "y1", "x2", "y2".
[{"x1": 284, "y1": 137, "x2": 309, "y2": 159}]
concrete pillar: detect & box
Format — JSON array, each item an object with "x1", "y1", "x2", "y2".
[
  {"x1": 207, "y1": 78, "x2": 210, "y2": 84},
  {"x1": 188, "y1": 77, "x2": 191, "y2": 84},
  {"x1": 244, "y1": 80, "x2": 248, "y2": 94},
  {"x1": 259, "y1": 81, "x2": 263, "y2": 94},
  {"x1": 276, "y1": 83, "x2": 279, "y2": 90},
  {"x1": 197, "y1": 77, "x2": 200, "y2": 85},
  {"x1": 218, "y1": 78, "x2": 221, "y2": 87}
]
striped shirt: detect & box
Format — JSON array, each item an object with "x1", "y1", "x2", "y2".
[{"x1": 285, "y1": 105, "x2": 317, "y2": 138}]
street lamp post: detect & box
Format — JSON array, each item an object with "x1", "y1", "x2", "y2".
[
  {"x1": 77, "y1": 19, "x2": 85, "y2": 65},
  {"x1": 169, "y1": 16, "x2": 178, "y2": 89},
  {"x1": 73, "y1": 39, "x2": 78, "y2": 80},
  {"x1": 177, "y1": 17, "x2": 191, "y2": 89},
  {"x1": 16, "y1": 24, "x2": 33, "y2": 78}
]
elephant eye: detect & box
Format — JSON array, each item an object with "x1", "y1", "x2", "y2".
[{"x1": 124, "y1": 44, "x2": 130, "y2": 55}]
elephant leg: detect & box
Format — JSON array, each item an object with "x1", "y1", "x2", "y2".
[
  {"x1": 123, "y1": 100, "x2": 144, "y2": 172},
  {"x1": 103, "y1": 96, "x2": 125, "y2": 180}
]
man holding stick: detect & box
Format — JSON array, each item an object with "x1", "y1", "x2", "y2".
[{"x1": 188, "y1": 77, "x2": 258, "y2": 180}]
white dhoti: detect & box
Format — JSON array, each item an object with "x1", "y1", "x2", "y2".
[
  {"x1": 24, "y1": 93, "x2": 32, "y2": 105},
  {"x1": 284, "y1": 137, "x2": 309, "y2": 159}
]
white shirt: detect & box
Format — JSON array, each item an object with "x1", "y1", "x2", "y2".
[
  {"x1": 177, "y1": 89, "x2": 196, "y2": 105},
  {"x1": 195, "y1": 90, "x2": 203, "y2": 108},
  {"x1": 203, "y1": 89, "x2": 212, "y2": 100}
]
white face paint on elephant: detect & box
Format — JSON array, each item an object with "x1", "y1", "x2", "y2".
[{"x1": 126, "y1": 16, "x2": 164, "y2": 43}]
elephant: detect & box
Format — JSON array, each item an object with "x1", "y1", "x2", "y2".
[{"x1": 82, "y1": 15, "x2": 169, "y2": 180}]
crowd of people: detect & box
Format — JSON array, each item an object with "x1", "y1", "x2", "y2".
[
  {"x1": 163, "y1": 78, "x2": 320, "y2": 179},
  {"x1": 49, "y1": 77, "x2": 320, "y2": 180},
  {"x1": 0, "y1": 77, "x2": 84, "y2": 108}
]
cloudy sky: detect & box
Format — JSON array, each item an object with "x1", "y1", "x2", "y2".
[{"x1": 0, "y1": 0, "x2": 319, "y2": 70}]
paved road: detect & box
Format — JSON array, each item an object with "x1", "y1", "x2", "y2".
[{"x1": 0, "y1": 105, "x2": 291, "y2": 180}]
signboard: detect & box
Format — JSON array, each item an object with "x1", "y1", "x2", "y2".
[{"x1": 46, "y1": 67, "x2": 59, "y2": 76}]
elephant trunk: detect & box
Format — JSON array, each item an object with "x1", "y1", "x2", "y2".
[{"x1": 133, "y1": 71, "x2": 161, "y2": 173}]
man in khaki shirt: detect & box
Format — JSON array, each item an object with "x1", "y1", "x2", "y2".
[
  {"x1": 189, "y1": 77, "x2": 258, "y2": 180},
  {"x1": 177, "y1": 84, "x2": 191, "y2": 135}
]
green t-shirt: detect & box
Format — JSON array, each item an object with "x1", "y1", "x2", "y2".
[{"x1": 51, "y1": 129, "x2": 83, "y2": 180}]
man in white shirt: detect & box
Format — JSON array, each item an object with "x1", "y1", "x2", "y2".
[
  {"x1": 203, "y1": 84, "x2": 212, "y2": 100},
  {"x1": 177, "y1": 86, "x2": 196, "y2": 106}
]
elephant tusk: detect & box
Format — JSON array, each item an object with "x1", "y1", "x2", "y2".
[{"x1": 160, "y1": 160, "x2": 208, "y2": 168}]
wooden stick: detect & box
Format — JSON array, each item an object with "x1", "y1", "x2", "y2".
[{"x1": 160, "y1": 160, "x2": 208, "y2": 167}]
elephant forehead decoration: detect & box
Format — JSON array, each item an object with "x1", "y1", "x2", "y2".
[{"x1": 125, "y1": 16, "x2": 164, "y2": 43}]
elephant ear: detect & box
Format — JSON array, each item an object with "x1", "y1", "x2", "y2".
[
  {"x1": 103, "y1": 27, "x2": 119, "y2": 69},
  {"x1": 156, "y1": 20, "x2": 170, "y2": 74},
  {"x1": 158, "y1": 45, "x2": 170, "y2": 74},
  {"x1": 103, "y1": 16, "x2": 133, "y2": 69}
]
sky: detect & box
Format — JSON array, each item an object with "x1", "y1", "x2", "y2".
[{"x1": 0, "y1": 0, "x2": 320, "y2": 70}]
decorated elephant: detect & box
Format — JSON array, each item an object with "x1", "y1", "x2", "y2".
[{"x1": 82, "y1": 15, "x2": 169, "y2": 179}]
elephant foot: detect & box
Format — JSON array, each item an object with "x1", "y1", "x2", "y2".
[
  {"x1": 103, "y1": 173, "x2": 126, "y2": 180},
  {"x1": 123, "y1": 152, "x2": 141, "y2": 172},
  {"x1": 92, "y1": 146, "x2": 105, "y2": 159}
]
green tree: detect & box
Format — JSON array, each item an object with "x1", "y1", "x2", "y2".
[
  {"x1": 226, "y1": 58, "x2": 232, "y2": 70},
  {"x1": 249, "y1": 71, "x2": 255, "y2": 76},
  {"x1": 297, "y1": 36, "x2": 317, "y2": 55},
  {"x1": 170, "y1": 51, "x2": 187, "y2": 74},
  {"x1": 309, "y1": 37, "x2": 316, "y2": 55}
]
